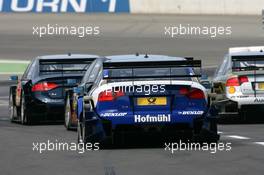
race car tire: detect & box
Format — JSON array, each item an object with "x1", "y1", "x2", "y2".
[
  {"x1": 20, "y1": 92, "x2": 32, "y2": 125},
  {"x1": 9, "y1": 90, "x2": 16, "y2": 122},
  {"x1": 113, "y1": 131, "x2": 124, "y2": 147},
  {"x1": 238, "y1": 109, "x2": 247, "y2": 122},
  {"x1": 193, "y1": 119, "x2": 219, "y2": 144},
  {"x1": 64, "y1": 94, "x2": 73, "y2": 130},
  {"x1": 77, "y1": 120, "x2": 83, "y2": 144},
  {"x1": 77, "y1": 113, "x2": 87, "y2": 145}
]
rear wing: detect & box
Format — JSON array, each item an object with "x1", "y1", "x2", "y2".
[
  {"x1": 102, "y1": 60, "x2": 202, "y2": 80},
  {"x1": 39, "y1": 58, "x2": 95, "y2": 73},
  {"x1": 232, "y1": 55, "x2": 264, "y2": 72}
]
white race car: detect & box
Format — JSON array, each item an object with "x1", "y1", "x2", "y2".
[{"x1": 212, "y1": 46, "x2": 264, "y2": 118}]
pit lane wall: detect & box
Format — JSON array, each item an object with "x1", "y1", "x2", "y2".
[
  {"x1": 0, "y1": 0, "x2": 263, "y2": 15},
  {"x1": 129, "y1": 0, "x2": 264, "y2": 15}
]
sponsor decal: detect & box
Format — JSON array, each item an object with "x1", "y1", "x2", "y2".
[
  {"x1": 106, "y1": 85, "x2": 166, "y2": 96},
  {"x1": 147, "y1": 97, "x2": 157, "y2": 104},
  {"x1": 134, "y1": 114, "x2": 171, "y2": 123},
  {"x1": 178, "y1": 111, "x2": 204, "y2": 115},
  {"x1": 101, "y1": 112, "x2": 127, "y2": 117},
  {"x1": 0, "y1": 0, "x2": 130, "y2": 13},
  {"x1": 254, "y1": 98, "x2": 264, "y2": 103},
  {"x1": 230, "y1": 95, "x2": 249, "y2": 99}
]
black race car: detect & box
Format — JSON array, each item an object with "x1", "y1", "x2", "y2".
[{"x1": 9, "y1": 54, "x2": 100, "y2": 124}]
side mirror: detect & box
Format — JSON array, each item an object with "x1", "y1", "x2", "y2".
[{"x1": 10, "y1": 75, "x2": 18, "y2": 81}]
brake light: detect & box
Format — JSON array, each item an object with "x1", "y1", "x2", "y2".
[
  {"x1": 179, "y1": 87, "x2": 189, "y2": 95},
  {"x1": 32, "y1": 82, "x2": 58, "y2": 92},
  {"x1": 226, "y1": 77, "x2": 240, "y2": 86},
  {"x1": 238, "y1": 76, "x2": 249, "y2": 84},
  {"x1": 226, "y1": 76, "x2": 248, "y2": 87},
  {"x1": 187, "y1": 88, "x2": 205, "y2": 99},
  {"x1": 98, "y1": 90, "x2": 125, "y2": 102},
  {"x1": 179, "y1": 87, "x2": 205, "y2": 99}
]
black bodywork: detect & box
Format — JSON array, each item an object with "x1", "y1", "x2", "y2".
[{"x1": 9, "y1": 55, "x2": 100, "y2": 124}]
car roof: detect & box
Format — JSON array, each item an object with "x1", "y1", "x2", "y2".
[
  {"x1": 105, "y1": 54, "x2": 186, "y2": 62},
  {"x1": 36, "y1": 54, "x2": 100, "y2": 60}
]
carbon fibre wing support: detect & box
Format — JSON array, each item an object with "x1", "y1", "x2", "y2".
[{"x1": 102, "y1": 60, "x2": 202, "y2": 80}]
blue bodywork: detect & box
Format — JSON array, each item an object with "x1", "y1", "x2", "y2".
[{"x1": 76, "y1": 55, "x2": 215, "y2": 142}]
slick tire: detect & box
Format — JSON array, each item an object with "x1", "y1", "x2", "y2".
[
  {"x1": 193, "y1": 120, "x2": 219, "y2": 144},
  {"x1": 64, "y1": 94, "x2": 73, "y2": 130},
  {"x1": 77, "y1": 115, "x2": 87, "y2": 144},
  {"x1": 9, "y1": 90, "x2": 16, "y2": 122},
  {"x1": 21, "y1": 92, "x2": 32, "y2": 125}
]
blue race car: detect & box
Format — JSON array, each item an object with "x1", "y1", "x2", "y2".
[{"x1": 73, "y1": 54, "x2": 219, "y2": 145}]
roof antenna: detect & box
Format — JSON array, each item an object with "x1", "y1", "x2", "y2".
[
  {"x1": 135, "y1": 53, "x2": 139, "y2": 56},
  {"x1": 68, "y1": 53, "x2": 71, "y2": 56},
  {"x1": 144, "y1": 54, "x2": 149, "y2": 58}
]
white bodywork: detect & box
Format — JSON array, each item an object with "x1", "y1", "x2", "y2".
[
  {"x1": 89, "y1": 80, "x2": 207, "y2": 106},
  {"x1": 226, "y1": 46, "x2": 264, "y2": 108}
]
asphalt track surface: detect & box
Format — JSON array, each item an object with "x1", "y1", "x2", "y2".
[{"x1": 0, "y1": 14, "x2": 264, "y2": 175}]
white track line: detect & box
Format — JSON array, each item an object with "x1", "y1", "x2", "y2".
[
  {"x1": 0, "y1": 60, "x2": 29, "y2": 64},
  {"x1": 254, "y1": 142, "x2": 264, "y2": 146},
  {"x1": 225, "y1": 135, "x2": 250, "y2": 140},
  {"x1": 0, "y1": 118, "x2": 10, "y2": 121},
  {"x1": 0, "y1": 72, "x2": 24, "y2": 75},
  {"x1": 0, "y1": 100, "x2": 8, "y2": 106}
]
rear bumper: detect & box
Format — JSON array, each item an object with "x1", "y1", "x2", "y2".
[
  {"x1": 240, "y1": 104, "x2": 264, "y2": 113},
  {"x1": 215, "y1": 97, "x2": 264, "y2": 117},
  {"x1": 83, "y1": 116, "x2": 220, "y2": 143},
  {"x1": 227, "y1": 96, "x2": 264, "y2": 108},
  {"x1": 84, "y1": 113, "x2": 207, "y2": 138},
  {"x1": 27, "y1": 97, "x2": 65, "y2": 121},
  {"x1": 97, "y1": 112, "x2": 205, "y2": 127}
]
